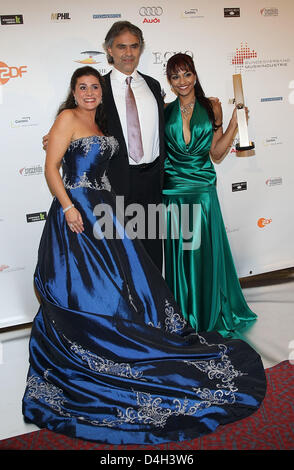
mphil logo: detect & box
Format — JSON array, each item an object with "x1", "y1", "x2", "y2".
[{"x1": 51, "y1": 13, "x2": 71, "y2": 21}]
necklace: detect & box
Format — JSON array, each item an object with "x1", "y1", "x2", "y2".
[{"x1": 180, "y1": 99, "x2": 195, "y2": 119}]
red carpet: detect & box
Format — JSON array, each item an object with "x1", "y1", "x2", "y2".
[{"x1": 1, "y1": 360, "x2": 293, "y2": 451}]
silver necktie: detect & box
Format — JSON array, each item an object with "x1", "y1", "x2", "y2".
[{"x1": 125, "y1": 76, "x2": 144, "y2": 163}]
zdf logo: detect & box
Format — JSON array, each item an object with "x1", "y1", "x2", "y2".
[
  {"x1": 0, "y1": 61, "x2": 27, "y2": 85},
  {"x1": 257, "y1": 217, "x2": 272, "y2": 228}
]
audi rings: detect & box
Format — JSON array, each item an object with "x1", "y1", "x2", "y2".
[{"x1": 139, "y1": 6, "x2": 163, "y2": 16}]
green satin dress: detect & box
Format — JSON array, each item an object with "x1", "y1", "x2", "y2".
[{"x1": 162, "y1": 98, "x2": 257, "y2": 338}]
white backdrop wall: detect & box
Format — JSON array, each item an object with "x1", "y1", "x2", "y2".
[{"x1": 1, "y1": 0, "x2": 294, "y2": 328}]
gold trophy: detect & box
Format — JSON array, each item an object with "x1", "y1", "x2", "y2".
[{"x1": 233, "y1": 74, "x2": 255, "y2": 152}]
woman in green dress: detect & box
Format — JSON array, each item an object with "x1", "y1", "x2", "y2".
[{"x1": 162, "y1": 53, "x2": 257, "y2": 338}]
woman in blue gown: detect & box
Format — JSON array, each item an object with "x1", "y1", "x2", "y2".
[{"x1": 22, "y1": 66, "x2": 266, "y2": 445}]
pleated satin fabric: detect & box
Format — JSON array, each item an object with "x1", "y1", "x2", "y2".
[
  {"x1": 22, "y1": 135, "x2": 266, "y2": 444},
  {"x1": 163, "y1": 99, "x2": 257, "y2": 337}
]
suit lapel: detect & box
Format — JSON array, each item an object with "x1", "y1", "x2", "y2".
[{"x1": 138, "y1": 71, "x2": 165, "y2": 157}]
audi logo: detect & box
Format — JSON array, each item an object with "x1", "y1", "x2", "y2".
[{"x1": 139, "y1": 7, "x2": 163, "y2": 16}]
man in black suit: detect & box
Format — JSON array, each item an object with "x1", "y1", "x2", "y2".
[{"x1": 102, "y1": 21, "x2": 165, "y2": 271}]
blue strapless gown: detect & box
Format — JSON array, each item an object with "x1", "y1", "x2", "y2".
[{"x1": 22, "y1": 136, "x2": 266, "y2": 445}]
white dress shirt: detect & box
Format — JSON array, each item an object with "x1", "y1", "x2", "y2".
[{"x1": 110, "y1": 68, "x2": 160, "y2": 165}]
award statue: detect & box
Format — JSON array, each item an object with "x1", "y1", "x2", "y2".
[{"x1": 233, "y1": 74, "x2": 255, "y2": 152}]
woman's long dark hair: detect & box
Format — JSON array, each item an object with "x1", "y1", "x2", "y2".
[
  {"x1": 166, "y1": 54, "x2": 217, "y2": 130},
  {"x1": 57, "y1": 66, "x2": 108, "y2": 135}
]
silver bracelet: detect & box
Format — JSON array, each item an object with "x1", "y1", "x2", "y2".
[{"x1": 63, "y1": 204, "x2": 74, "y2": 213}]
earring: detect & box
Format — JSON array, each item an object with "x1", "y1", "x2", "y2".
[{"x1": 74, "y1": 96, "x2": 77, "y2": 106}]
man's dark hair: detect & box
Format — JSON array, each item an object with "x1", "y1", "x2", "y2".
[{"x1": 103, "y1": 21, "x2": 145, "y2": 64}]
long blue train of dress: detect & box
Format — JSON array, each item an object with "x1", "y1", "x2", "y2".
[{"x1": 22, "y1": 136, "x2": 266, "y2": 444}]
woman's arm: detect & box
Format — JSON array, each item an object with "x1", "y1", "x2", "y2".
[
  {"x1": 45, "y1": 110, "x2": 84, "y2": 233},
  {"x1": 209, "y1": 101, "x2": 239, "y2": 162}
]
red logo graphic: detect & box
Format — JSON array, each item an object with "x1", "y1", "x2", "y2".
[
  {"x1": 0, "y1": 61, "x2": 27, "y2": 85},
  {"x1": 143, "y1": 17, "x2": 160, "y2": 23},
  {"x1": 0, "y1": 264, "x2": 9, "y2": 272},
  {"x1": 257, "y1": 217, "x2": 272, "y2": 228},
  {"x1": 232, "y1": 42, "x2": 257, "y2": 66}
]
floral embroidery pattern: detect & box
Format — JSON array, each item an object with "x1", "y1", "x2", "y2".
[
  {"x1": 148, "y1": 299, "x2": 187, "y2": 333},
  {"x1": 91, "y1": 387, "x2": 237, "y2": 429},
  {"x1": 164, "y1": 299, "x2": 187, "y2": 333},
  {"x1": 62, "y1": 135, "x2": 118, "y2": 191},
  {"x1": 65, "y1": 337, "x2": 144, "y2": 380},
  {"x1": 63, "y1": 172, "x2": 111, "y2": 191},
  {"x1": 104, "y1": 392, "x2": 174, "y2": 428},
  {"x1": 25, "y1": 377, "x2": 237, "y2": 429},
  {"x1": 25, "y1": 373, "x2": 70, "y2": 417},
  {"x1": 25, "y1": 320, "x2": 246, "y2": 430},
  {"x1": 68, "y1": 135, "x2": 118, "y2": 157},
  {"x1": 185, "y1": 333, "x2": 247, "y2": 393}
]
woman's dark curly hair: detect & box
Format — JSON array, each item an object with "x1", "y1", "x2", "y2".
[
  {"x1": 166, "y1": 53, "x2": 217, "y2": 130},
  {"x1": 57, "y1": 66, "x2": 108, "y2": 135}
]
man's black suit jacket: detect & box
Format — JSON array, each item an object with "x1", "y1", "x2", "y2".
[{"x1": 102, "y1": 70, "x2": 166, "y2": 199}]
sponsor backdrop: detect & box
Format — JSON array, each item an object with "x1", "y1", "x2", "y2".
[{"x1": 1, "y1": 0, "x2": 294, "y2": 327}]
